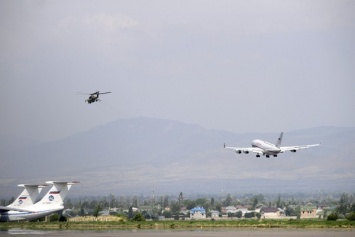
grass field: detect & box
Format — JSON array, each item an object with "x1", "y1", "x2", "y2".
[{"x1": 1, "y1": 219, "x2": 355, "y2": 230}]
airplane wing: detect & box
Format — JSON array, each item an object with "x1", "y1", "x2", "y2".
[
  {"x1": 280, "y1": 143, "x2": 321, "y2": 152},
  {"x1": 224, "y1": 145, "x2": 263, "y2": 155}
]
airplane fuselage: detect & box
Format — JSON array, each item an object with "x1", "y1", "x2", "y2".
[
  {"x1": 251, "y1": 139, "x2": 281, "y2": 155},
  {"x1": 0, "y1": 207, "x2": 63, "y2": 222}
]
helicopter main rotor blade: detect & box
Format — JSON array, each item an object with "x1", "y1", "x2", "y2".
[
  {"x1": 98, "y1": 92, "x2": 111, "y2": 94},
  {"x1": 76, "y1": 92, "x2": 92, "y2": 95}
]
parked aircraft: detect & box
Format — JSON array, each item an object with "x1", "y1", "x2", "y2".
[
  {"x1": 0, "y1": 181, "x2": 79, "y2": 222},
  {"x1": 7, "y1": 184, "x2": 48, "y2": 208},
  {"x1": 224, "y1": 132, "x2": 320, "y2": 158}
]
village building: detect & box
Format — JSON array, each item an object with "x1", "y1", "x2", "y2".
[
  {"x1": 190, "y1": 206, "x2": 206, "y2": 219},
  {"x1": 300, "y1": 205, "x2": 317, "y2": 218},
  {"x1": 260, "y1": 207, "x2": 281, "y2": 219},
  {"x1": 235, "y1": 205, "x2": 250, "y2": 216},
  {"x1": 139, "y1": 206, "x2": 152, "y2": 212},
  {"x1": 221, "y1": 205, "x2": 253, "y2": 217},
  {"x1": 316, "y1": 208, "x2": 325, "y2": 219},
  {"x1": 210, "y1": 210, "x2": 220, "y2": 218},
  {"x1": 225, "y1": 206, "x2": 237, "y2": 214}
]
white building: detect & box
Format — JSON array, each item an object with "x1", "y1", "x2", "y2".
[{"x1": 190, "y1": 206, "x2": 206, "y2": 219}]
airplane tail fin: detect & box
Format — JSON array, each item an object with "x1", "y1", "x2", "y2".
[
  {"x1": 7, "y1": 184, "x2": 47, "y2": 208},
  {"x1": 275, "y1": 132, "x2": 283, "y2": 148},
  {"x1": 35, "y1": 181, "x2": 79, "y2": 207}
]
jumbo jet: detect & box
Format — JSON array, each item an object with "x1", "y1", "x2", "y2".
[
  {"x1": 224, "y1": 132, "x2": 320, "y2": 158},
  {"x1": 0, "y1": 181, "x2": 79, "y2": 222}
]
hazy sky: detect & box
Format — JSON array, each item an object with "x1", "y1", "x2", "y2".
[{"x1": 1, "y1": 0, "x2": 354, "y2": 142}]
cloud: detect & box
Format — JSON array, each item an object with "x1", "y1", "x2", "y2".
[
  {"x1": 54, "y1": 13, "x2": 139, "y2": 37},
  {"x1": 50, "y1": 13, "x2": 142, "y2": 56},
  {"x1": 86, "y1": 13, "x2": 139, "y2": 32}
]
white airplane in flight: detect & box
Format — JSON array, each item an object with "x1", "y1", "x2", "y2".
[
  {"x1": 224, "y1": 132, "x2": 320, "y2": 158},
  {"x1": 0, "y1": 181, "x2": 79, "y2": 222}
]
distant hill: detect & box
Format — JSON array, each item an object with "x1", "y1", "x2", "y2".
[
  {"x1": 0, "y1": 134, "x2": 40, "y2": 153},
  {"x1": 1, "y1": 117, "x2": 354, "y2": 197}
]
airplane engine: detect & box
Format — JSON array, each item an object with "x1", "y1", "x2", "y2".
[
  {"x1": 290, "y1": 150, "x2": 297, "y2": 152},
  {"x1": 236, "y1": 150, "x2": 242, "y2": 154},
  {"x1": 243, "y1": 151, "x2": 249, "y2": 154}
]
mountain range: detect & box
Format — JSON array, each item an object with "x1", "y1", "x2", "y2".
[{"x1": 1, "y1": 117, "x2": 354, "y2": 197}]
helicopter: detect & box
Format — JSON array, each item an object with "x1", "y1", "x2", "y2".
[{"x1": 77, "y1": 91, "x2": 111, "y2": 104}]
